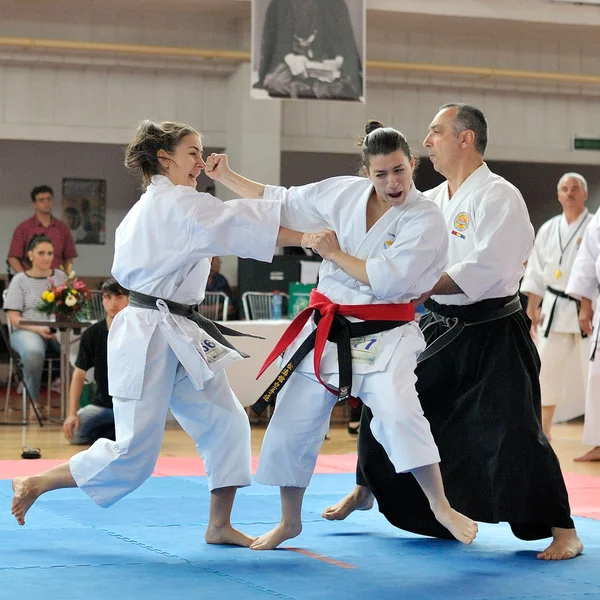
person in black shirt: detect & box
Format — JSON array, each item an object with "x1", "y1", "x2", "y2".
[{"x1": 62, "y1": 279, "x2": 129, "y2": 444}]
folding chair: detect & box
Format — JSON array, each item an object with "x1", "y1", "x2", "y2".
[
  {"x1": 2, "y1": 289, "x2": 57, "y2": 426},
  {"x1": 1, "y1": 323, "x2": 44, "y2": 426},
  {"x1": 89, "y1": 290, "x2": 105, "y2": 321},
  {"x1": 198, "y1": 291, "x2": 229, "y2": 321},
  {"x1": 242, "y1": 291, "x2": 289, "y2": 320}
]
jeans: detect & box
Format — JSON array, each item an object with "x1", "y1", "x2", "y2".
[
  {"x1": 71, "y1": 404, "x2": 115, "y2": 445},
  {"x1": 10, "y1": 329, "x2": 60, "y2": 402}
]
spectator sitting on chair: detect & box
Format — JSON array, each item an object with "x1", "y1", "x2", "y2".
[
  {"x1": 8, "y1": 185, "x2": 77, "y2": 273},
  {"x1": 62, "y1": 278, "x2": 129, "y2": 445},
  {"x1": 204, "y1": 256, "x2": 236, "y2": 319},
  {"x1": 4, "y1": 235, "x2": 67, "y2": 417}
]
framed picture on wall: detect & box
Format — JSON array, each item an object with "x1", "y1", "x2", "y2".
[{"x1": 62, "y1": 178, "x2": 106, "y2": 245}]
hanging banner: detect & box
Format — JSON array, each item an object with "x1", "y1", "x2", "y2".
[{"x1": 251, "y1": 0, "x2": 365, "y2": 102}]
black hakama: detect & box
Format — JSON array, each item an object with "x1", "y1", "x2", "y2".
[{"x1": 357, "y1": 296, "x2": 574, "y2": 541}]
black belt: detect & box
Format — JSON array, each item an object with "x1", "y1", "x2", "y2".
[
  {"x1": 252, "y1": 313, "x2": 408, "y2": 416},
  {"x1": 128, "y1": 290, "x2": 262, "y2": 358},
  {"x1": 544, "y1": 286, "x2": 587, "y2": 339},
  {"x1": 417, "y1": 295, "x2": 522, "y2": 364}
]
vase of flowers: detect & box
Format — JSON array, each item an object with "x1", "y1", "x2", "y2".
[{"x1": 38, "y1": 268, "x2": 92, "y2": 322}]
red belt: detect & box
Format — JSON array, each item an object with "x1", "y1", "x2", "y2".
[{"x1": 258, "y1": 289, "x2": 415, "y2": 396}]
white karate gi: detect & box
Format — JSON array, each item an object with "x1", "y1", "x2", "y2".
[
  {"x1": 256, "y1": 176, "x2": 448, "y2": 487},
  {"x1": 566, "y1": 211, "x2": 600, "y2": 446},
  {"x1": 521, "y1": 210, "x2": 592, "y2": 420},
  {"x1": 70, "y1": 175, "x2": 282, "y2": 506},
  {"x1": 426, "y1": 163, "x2": 534, "y2": 306}
]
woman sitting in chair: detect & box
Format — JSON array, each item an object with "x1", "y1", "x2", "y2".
[{"x1": 4, "y1": 235, "x2": 67, "y2": 416}]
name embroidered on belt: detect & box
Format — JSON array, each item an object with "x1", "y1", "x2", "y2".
[{"x1": 251, "y1": 289, "x2": 414, "y2": 415}]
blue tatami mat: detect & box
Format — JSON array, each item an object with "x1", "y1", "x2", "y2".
[{"x1": 1, "y1": 474, "x2": 599, "y2": 600}]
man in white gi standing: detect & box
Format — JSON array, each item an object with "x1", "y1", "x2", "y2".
[
  {"x1": 566, "y1": 210, "x2": 600, "y2": 462},
  {"x1": 324, "y1": 103, "x2": 583, "y2": 561},
  {"x1": 521, "y1": 173, "x2": 592, "y2": 440}
]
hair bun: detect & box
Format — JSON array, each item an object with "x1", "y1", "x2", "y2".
[{"x1": 365, "y1": 120, "x2": 385, "y2": 135}]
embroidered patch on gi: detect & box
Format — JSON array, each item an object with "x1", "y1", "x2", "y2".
[
  {"x1": 454, "y1": 212, "x2": 470, "y2": 231},
  {"x1": 384, "y1": 233, "x2": 395, "y2": 249},
  {"x1": 451, "y1": 230, "x2": 466, "y2": 239}
]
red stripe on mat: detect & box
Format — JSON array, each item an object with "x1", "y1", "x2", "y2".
[{"x1": 0, "y1": 456, "x2": 598, "y2": 520}]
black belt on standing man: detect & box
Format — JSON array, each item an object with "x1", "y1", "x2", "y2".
[{"x1": 543, "y1": 286, "x2": 587, "y2": 339}]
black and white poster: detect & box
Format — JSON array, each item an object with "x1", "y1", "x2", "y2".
[{"x1": 251, "y1": 0, "x2": 365, "y2": 102}]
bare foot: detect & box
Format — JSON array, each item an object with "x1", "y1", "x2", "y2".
[
  {"x1": 574, "y1": 447, "x2": 600, "y2": 462},
  {"x1": 321, "y1": 485, "x2": 374, "y2": 521},
  {"x1": 12, "y1": 476, "x2": 42, "y2": 526},
  {"x1": 537, "y1": 527, "x2": 584, "y2": 560},
  {"x1": 205, "y1": 523, "x2": 255, "y2": 547},
  {"x1": 434, "y1": 506, "x2": 478, "y2": 545},
  {"x1": 250, "y1": 522, "x2": 302, "y2": 550}
]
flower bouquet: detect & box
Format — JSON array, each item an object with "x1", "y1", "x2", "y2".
[{"x1": 38, "y1": 268, "x2": 92, "y2": 322}]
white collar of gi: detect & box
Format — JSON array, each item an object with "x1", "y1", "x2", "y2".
[{"x1": 150, "y1": 174, "x2": 175, "y2": 187}]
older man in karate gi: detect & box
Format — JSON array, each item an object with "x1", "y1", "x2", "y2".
[{"x1": 521, "y1": 173, "x2": 592, "y2": 440}]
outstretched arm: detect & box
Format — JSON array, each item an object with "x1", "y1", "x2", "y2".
[{"x1": 205, "y1": 153, "x2": 266, "y2": 199}]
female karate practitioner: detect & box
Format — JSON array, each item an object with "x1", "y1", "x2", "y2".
[
  {"x1": 11, "y1": 120, "x2": 300, "y2": 547},
  {"x1": 207, "y1": 121, "x2": 479, "y2": 550}
]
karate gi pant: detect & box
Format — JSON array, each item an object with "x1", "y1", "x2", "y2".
[
  {"x1": 70, "y1": 329, "x2": 251, "y2": 507},
  {"x1": 256, "y1": 332, "x2": 440, "y2": 489},
  {"x1": 583, "y1": 311, "x2": 600, "y2": 446},
  {"x1": 536, "y1": 331, "x2": 588, "y2": 422}
]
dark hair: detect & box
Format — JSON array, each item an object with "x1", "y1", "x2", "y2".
[
  {"x1": 31, "y1": 185, "x2": 54, "y2": 202},
  {"x1": 357, "y1": 120, "x2": 416, "y2": 175},
  {"x1": 124, "y1": 120, "x2": 200, "y2": 189},
  {"x1": 440, "y1": 103, "x2": 488, "y2": 155},
  {"x1": 101, "y1": 277, "x2": 130, "y2": 297},
  {"x1": 27, "y1": 234, "x2": 54, "y2": 253}
]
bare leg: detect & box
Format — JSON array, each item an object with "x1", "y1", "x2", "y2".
[
  {"x1": 205, "y1": 486, "x2": 254, "y2": 547},
  {"x1": 541, "y1": 405, "x2": 556, "y2": 442},
  {"x1": 321, "y1": 485, "x2": 374, "y2": 520},
  {"x1": 574, "y1": 446, "x2": 600, "y2": 462},
  {"x1": 250, "y1": 486, "x2": 305, "y2": 550},
  {"x1": 411, "y1": 463, "x2": 478, "y2": 545},
  {"x1": 12, "y1": 462, "x2": 76, "y2": 526},
  {"x1": 537, "y1": 527, "x2": 584, "y2": 560}
]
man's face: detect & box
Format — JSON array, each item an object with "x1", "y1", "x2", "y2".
[
  {"x1": 423, "y1": 107, "x2": 462, "y2": 177},
  {"x1": 102, "y1": 293, "x2": 129, "y2": 319},
  {"x1": 557, "y1": 176, "x2": 587, "y2": 214},
  {"x1": 33, "y1": 192, "x2": 53, "y2": 216}
]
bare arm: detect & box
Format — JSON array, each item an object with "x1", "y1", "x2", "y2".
[
  {"x1": 525, "y1": 292, "x2": 542, "y2": 331},
  {"x1": 430, "y1": 273, "x2": 464, "y2": 295},
  {"x1": 309, "y1": 230, "x2": 370, "y2": 286},
  {"x1": 205, "y1": 153, "x2": 266, "y2": 199},
  {"x1": 63, "y1": 367, "x2": 86, "y2": 440},
  {"x1": 7, "y1": 257, "x2": 24, "y2": 273},
  {"x1": 6, "y1": 310, "x2": 56, "y2": 339},
  {"x1": 277, "y1": 227, "x2": 304, "y2": 247},
  {"x1": 579, "y1": 297, "x2": 594, "y2": 336}
]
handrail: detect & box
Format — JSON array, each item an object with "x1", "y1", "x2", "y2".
[{"x1": 1, "y1": 36, "x2": 600, "y2": 86}]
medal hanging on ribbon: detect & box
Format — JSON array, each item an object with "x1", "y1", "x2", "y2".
[{"x1": 555, "y1": 268, "x2": 562, "y2": 280}]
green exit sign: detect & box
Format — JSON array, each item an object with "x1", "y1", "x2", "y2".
[{"x1": 573, "y1": 137, "x2": 600, "y2": 151}]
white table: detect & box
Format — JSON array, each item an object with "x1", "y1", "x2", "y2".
[{"x1": 221, "y1": 319, "x2": 289, "y2": 408}]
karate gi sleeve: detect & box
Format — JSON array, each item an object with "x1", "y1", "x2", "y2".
[
  {"x1": 366, "y1": 204, "x2": 449, "y2": 301},
  {"x1": 187, "y1": 191, "x2": 282, "y2": 263},
  {"x1": 520, "y1": 224, "x2": 548, "y2": 297},
  {"x1": 446, "y1": 183, "x2": 533, "y2": 302},
  {"x1": 264, "y1": 181, "x2": 333, "y2": 232},
  {"x1": 566, "y1": 212, "x2": 600, "y2": 301}
]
